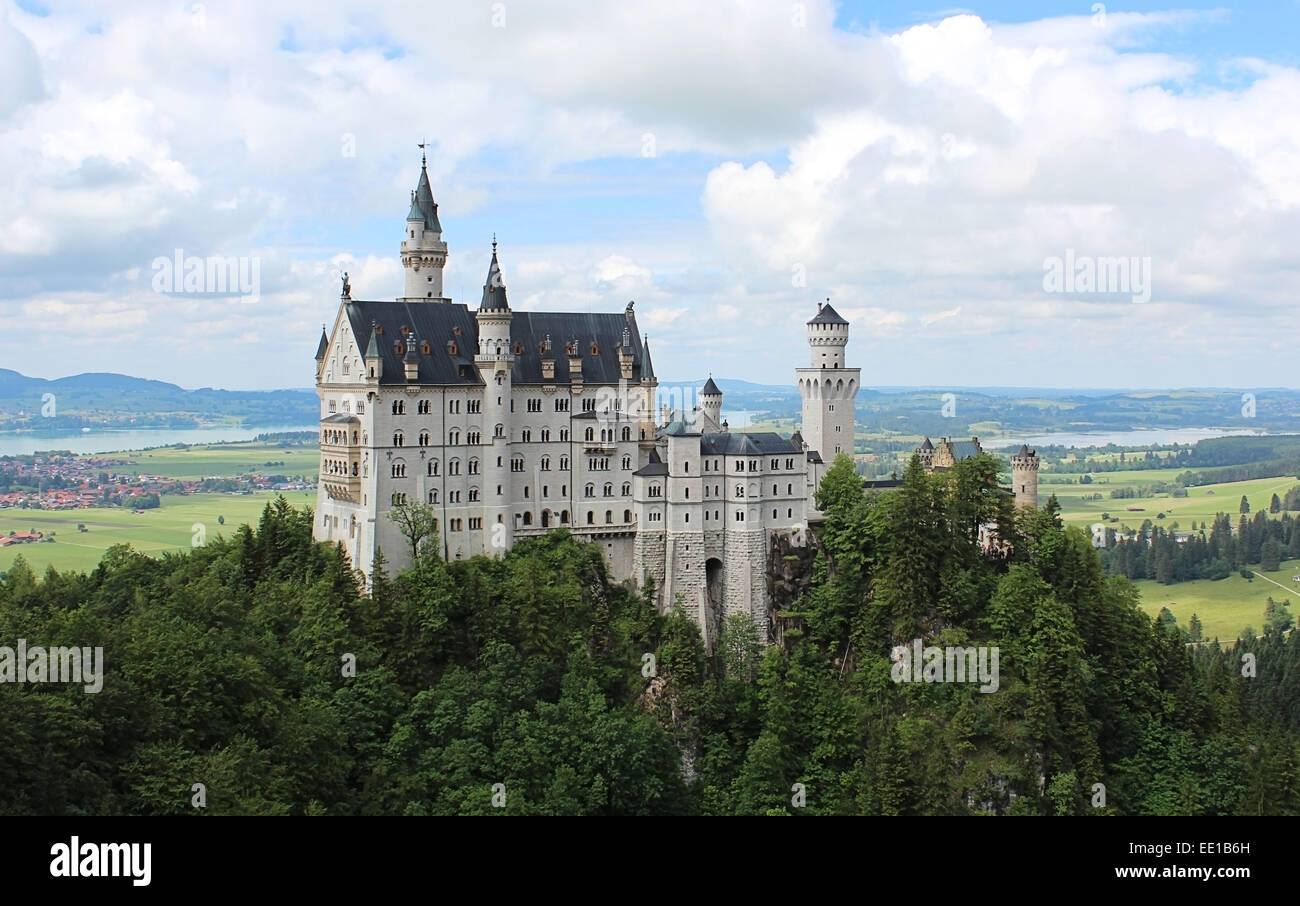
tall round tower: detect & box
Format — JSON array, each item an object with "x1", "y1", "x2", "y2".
[
  {"x1": 795, "y1": 301, "x2": 861, "y2": 460},
  {"x1": 1011, "y1": 444, "x2": 1039, "y2": 509},
  {"x1": 475, "y1": 241, "x2": 514, "y2": 554},
  {"x1": 401, "y1": 152, "x2": 449, "y2": 301}
]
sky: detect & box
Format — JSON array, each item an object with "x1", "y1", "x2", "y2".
[{"x1": 1, "y1": 0, "x2": 1298, "y2": 391}]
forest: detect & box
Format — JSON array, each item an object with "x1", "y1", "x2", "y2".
[{"x1": 0, "y1": 453, "x2": 1297, "y2": 815}]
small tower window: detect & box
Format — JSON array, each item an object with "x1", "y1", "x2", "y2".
[{"x1": 590, "y1": 343, "x2": 599, "y2": 355}]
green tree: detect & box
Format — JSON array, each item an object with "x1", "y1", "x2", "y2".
[{"x1": 388, "y1": 500, "x2": 439, "y2": 562}]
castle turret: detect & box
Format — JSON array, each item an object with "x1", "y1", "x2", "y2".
[
  {"x1": 795, "y1": 301, "x2": 861, "y2": 460},
  {"x1": 363, "y1": 321, "x2": 382, "y2": 382},
  {"x1": 475, "y1": 241, "x2": 514, "y2": 553},
  {"x1": 699, "y1": 376, "x2": 722, "y2": 432},
  {"x1": 315, "y1": 325, "x2": 329, "y2": 381},
  {"x1": 918, "y1": 437, "x2": 934, "y2": 469},
  {"x1": 400, "y1": 152, "x2": 449, "y2": 301},
  {"x1": 1011, "y1": 444, "x2": 1039, "y2": 509}
]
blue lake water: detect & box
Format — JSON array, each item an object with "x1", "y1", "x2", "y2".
[
  {"x1": 1016, "y1": 428, "x2": 1269, "y2": 449},
  {"x1": 0, "y1": 424, "x2": 319, "y2": 457}
]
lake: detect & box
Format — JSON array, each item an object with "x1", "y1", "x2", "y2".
[
  {"x1": 1016, "y1": 428, "x2": 1270, "y2": 449},
  {"x1": 0, "y1": 424, "x2": 319, "y2": 457}
]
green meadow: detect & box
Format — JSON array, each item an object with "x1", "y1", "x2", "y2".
[
  {"x1": 0, "y1": 490, "x2": 316, "y2": 575},
  {"x1": 1135, "y1": 558, "x2": 1300, "y2": 644},
  {"x1": 100, "y1": 440, "x2": 319, "y2": 480}
]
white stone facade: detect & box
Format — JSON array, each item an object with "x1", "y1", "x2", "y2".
[{"x1": 313, "y1": 162, "x2": 856, "y2": 644}]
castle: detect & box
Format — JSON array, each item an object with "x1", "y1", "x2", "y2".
[
  {"x1": 312, "y1": 158, "x2": 1033, "y2": 645},
  {"x1": 916, "y1": 436, "x2": 1039, "y2": 510}
]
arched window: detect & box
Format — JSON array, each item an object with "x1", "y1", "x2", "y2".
[
  {"x1": 586, "y1": 511, "x2": 594, "y2": 525},
  {"x1": 393, "y1": 432, "x2": 404, "y2": 447},
  {"x1": 428, "y1": 490, "x2": 438, "y2": 503},
  {"x1": 623, "y1": 509, "x2": 632, "y2": 523},
  {"x1": 621, "y1": 482, "x2": 631, "y2": 495},
  {"x1": 621, "y1": 426, "x2": 631, "y2": 441},
  {"x1": 585, "y1": 427, "x2": 594, "y2": 442},
  {"x1": 449, "y1": 459, "x2": 460, "y2": 476},
  {"x1": 523, "y1": 512, "x2": 532, "y2": 526},
  {"x1": 603, "y1": 483, "x2": 613, "y2": 497},
  {"x1": 560, "y1": 510, "x2": 569, "y2": 524},
  {"x1": 605, "y1": 510, "x2": 613, "y2": 524},
  {"x1": 560, "y1": 456, "x2": 569, "y2": 470},
  {"x1": 585, "y1": 483, "x2": 595, "y2": 498},
  {"x1": 541, "y1": 456, "x2": 551, "y2": 470},
  {"x1": 428, "y1": 460, "x2": 438, "y2": 476},
  {"x1": 622, "y1": 455, "x2": 631, "y2": 470},
  {"x1": 495, "y1": 424, "x2": 504, "y2": 437},
  {"x1": 469, "y1": 458, "x2": 479, "y2": 475}
]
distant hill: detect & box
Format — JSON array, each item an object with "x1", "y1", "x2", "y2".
[{"x1": 0, "y1": 369, "x2": 317, "y2": 431}]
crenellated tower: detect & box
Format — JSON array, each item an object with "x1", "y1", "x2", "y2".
[
  {"x1": 795, "y1": 301, "x2": 860, "y2": 460},
  {"x1": 1011, "y1": 444, "x2": 1039, "y2": 509}
]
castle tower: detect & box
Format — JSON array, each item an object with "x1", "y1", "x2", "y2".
[
  {"x1": 1011, "y1": 444, "x2": 1039, "y2": 509},
  {"x1": 918, "y1": 437, "x2": 934, "y2": 469},
  {"x1": 475, "y1": 241, "x2": 514, "y2": 552},
  {"x1": 699, "y1": 376, "x2": 722, "y2": 432},
  {"x1": 795, "y1": 302, "x2": 861, "y2": 460},
  {"x1": 400, "y1": 152, "x2": 449, "y2": 301}
]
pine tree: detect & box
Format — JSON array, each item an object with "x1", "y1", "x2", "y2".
[
  {"x1": 1240, "y1": 495, "x2": 1251, "y2": 514},
  {"x1": 1270, "y1": 493, "x2": 1282, "y2": 514}
]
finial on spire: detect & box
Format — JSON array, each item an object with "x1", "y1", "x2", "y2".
[
  {"x1": 418, "y1": 140, "x2": 428, "y2": 168},
  {"x1": 492, "y1": 233, "x2": 497, "y2": 255}
]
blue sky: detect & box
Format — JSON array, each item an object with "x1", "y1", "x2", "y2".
[{"x1": 1, "y1": 1, "x2": 1298, "y2": 391}]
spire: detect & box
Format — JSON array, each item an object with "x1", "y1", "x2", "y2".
[
  {"x1": 479, "y1": 242, "x2": 510, "y2": 311},
  {"x1": 701, "y1": 375, "x2": 721, "y2": 397},
  {"x1": 365, "y1": 321, "x2": 380, "y2": 358},
  {"x1": 407, "y1": 156, "x2": 441, "y2": 233},
  {"x1": 315, "y1": 325, "x2": 328, "y2": 360},
  {"x1": 641, "y1": 337, "x2": 655, "y2": 380},
  {"x1": 404, "y1": 329, "x2": 420, "y2": 363}
]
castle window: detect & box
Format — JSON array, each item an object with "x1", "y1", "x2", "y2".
[
  {"x1": 560, "y1": 428, "x2": 569, "y2": 442},
  {"x1": 358, "y1": 402, "x2": 364, "y2": 414},
  {"x1": 773, "y1": 509, "x2": 778, "y2": 518},
  {"x1": 587, "y1": 512, "x2": 594, "y2": 525},
  {"x1": 683, "y1": 461, "x2": 689, "y2": 473},
  {"x1": 624, "y1": 510, "x2": 632, "y2": 523},
  {"x1": 560, "y1": 456, "x2": 569, "y2": 470},
  {"x1": 736, "y1": 486, "x2": 744, "y2": 497},
  {"x1": 449, "y1": 429, "x2": 460, "y2": 445},
  {"x1": 469, "y1": 517, "x2": 482, "y2": 530},
  {"x1": 421, "y1": 341, "x2": 431, "y2": 355},
  {"x1": 467, "y1": 431, "x2": 481, "y2": 445},
  {"x1": 605, "y1": 510, "x2": 613, "y2": 524},
  {"x1": 621, "y1": 426, "x2": 631, "y2": 442},
  {"x1": 514, "y1": 342, "x2": 523, "y2": 356},
  {"x1": 683, "y1": 512, "x2": 689, "y2": 524},
  {"x1": 685, "y1": 488, "x2": 689, "y2": 499},
  {"x1": 543, "y1": 485, "x2": 549, "y2": 497},
  {"x1": 603, "y1": 483, "x2": 613, "y2": 497},
  {"x1": 392, "y1": 400, "x2": 405, "y2": 415},
  {"x1": 786, "y1": 458, "x2": 793, "y2": 469},
  {"x1": 393, "y1": 432, "x2": 404, "y2": 447},
  {"x1": 541, "y1": 456, "x2": 551, "y2": 471},
  {"x1": 470, "y1": 488, "x2": 480, "y2": 501},
  {"x1": 495, "y1": 424, "x2": 504, "y2": 437},
  {"x1": 621, "y1": 482, "x2": 630, "y2": 496},
  {"x1": 590, "y1": 343, "x2": 599, "y2": 355},
  {"x1": 394, "y1": 342, "x2": 405, "y2": 356},
  {"x1": 788, "y1": 483, "x2": 793, "y2": 494},
  {"x1": 469, "y1": 458, "x2": 480, "y2": 475},
  {"x1": 541, "y1": 428, "x2": 551, "y2": 442},
  {"x1": 419, "y1": 431, "x2": 430, "y2": 447},
  {"x1": 522, "y1": 428, "x2": 532, "y2": 442},
  {"x1": 787, "y1": 508, "x2": 793, "y2": 518},
  {"x1": 560, "y1": 510, "x2": 569, "y2": 524},
  {"x1": 428, "y1": 490, "x2": 438, "y2": 504},
  {"x1": 585, "y1": 427, "x2": 594, "y2": 442},
  {"x1": 428, "y1": 460, "x2": 438, "y2": 476},
  {"x1": 585, "y1": 484, "x2": 595, "y2": 498},
  {"x1": 523, "y1": 512, "x2": 532, "y2": 525},
  {"x1": 448, "y1": 341, "x2": 458, "y2": 355},
  {"x1": 449, "y1": 459, "x2": 460, "y2": 475},
  {"x1": 391, "y1": 492, "x2": 407, "y2": 505}
]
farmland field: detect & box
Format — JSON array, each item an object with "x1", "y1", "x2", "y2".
[
  {"x1": 1135, "y1": 557, "x2": 1300, "y2": 643},
  {"x1": 0, "y1": 490, "x2": 316, "y2": 575},
  {"x1": 95, "y1": 440, "x2": 318, "y2": 480}
]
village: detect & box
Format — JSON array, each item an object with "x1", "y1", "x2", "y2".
[{"x1": 0, "y1": 451, "x2": 313, "y2": 514}]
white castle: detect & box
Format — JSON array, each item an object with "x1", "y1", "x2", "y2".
[{"x1": 313, "y1": 158, "x2": 1033, "y2": 646}]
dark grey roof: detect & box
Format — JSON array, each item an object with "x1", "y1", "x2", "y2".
[
  {"x1": 315, "y1": 327, "x2": 329, "y2": 360},
  {"x1": 480, "y1": 247, "x2": 510, "y2": 311},
  {"x1": 320, "y1": 412, "x2": 359, "y2": 424},
  {"x1": 634, "y1": 448, "x2": 667, "y2": 476},
  {"x1": 790, "y1": 430, "x2": 804, "y2": 449},
  {"x1": 920, "y1": 437, "x2": 933, "y2": 451},
  {"x1": 642, "y1": 338, "x2": 655, "y2": 380},
  {"x1": 701, "y1": 376, "x2": 721, "y2": 396},
  {"x1": 862, "y1": 478, "x2": 903, "y2": 490},
  {"x1": 662, "y1": 419, "x2": 699, "y2": 437},
  {"x1": 364, "y1": 323, "x2": 380, "y2": 359},
  {"x1": 341, "y1": 301, "x2": 651, "y2": 387},
  {"x1": 407, "y1": 164, "x2": 441, "y2": 233},
  {"x1": 1017, "y1": 444, "x2": 1034, "y2": 456},
  {"x1": 699, "y1": 432, "x2": 801, "y2": 456},
  {"x1": 807, "y1": 451, "x2": 824, "y2": 464},
  {"x1": 808, "y1": 303, "x2": 848, "y2": 325},
  {"x1": 949, "y1": 440, "x2": 982, "y2": 461}
]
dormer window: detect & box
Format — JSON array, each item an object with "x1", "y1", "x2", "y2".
[
  {"x1": 513, "y1": 342, "x2": 523, "y2": 355},
  {"x1": 421, "y1": 341, "x2": 431, "y2": 354},
  {"x1": 448, "y1": 341, "x2": 458, "y2": 355},
  {"x1": 590, "y1": 343, "x2": 599, "y2": 355},
  {"x1": 453, "y1": 326, "x2": 461, "y2": 336},
  {"x1": 394, "y1": 342, "x2": 405, "y2": 356}
]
